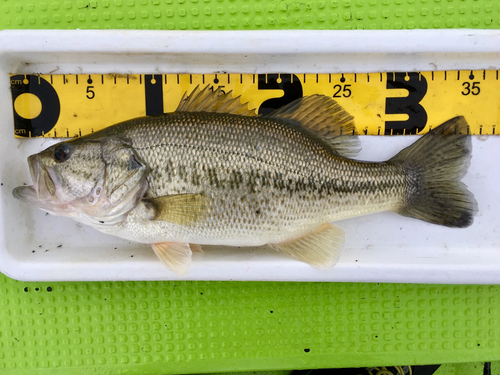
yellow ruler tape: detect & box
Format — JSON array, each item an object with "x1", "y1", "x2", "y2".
[{"x1": 9, "y1": 71, "x2": 500, "y2": 138}]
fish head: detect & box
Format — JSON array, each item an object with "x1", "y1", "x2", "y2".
[{"x1": 13, "y1": 137, "x2": 149, "y2": 224}]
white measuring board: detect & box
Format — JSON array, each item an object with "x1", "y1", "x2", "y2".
[{"x1": 0, "y1": 30, "x2": 499, "y2": 283}]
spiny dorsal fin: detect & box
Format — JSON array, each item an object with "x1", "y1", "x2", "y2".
[
  {"x1": 176, "y1": 85, "x2": 257, "y2": 116},
  {"x1": 267, "y1": 95, "x2": 360, "y2": 158},
  {"x1": 143, "y1": 193, "x2": 207, "y2": 225}
]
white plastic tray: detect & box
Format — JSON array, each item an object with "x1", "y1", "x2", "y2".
[{"x1": 0, "y1": 29, "x2": 499, "y2": 283}]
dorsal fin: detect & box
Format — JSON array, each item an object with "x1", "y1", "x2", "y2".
[
  {"x1": 267, "y1": 95, "x2": 360, "y2": 158},
  {"x1": 176, "y1": 85, "x2": 257, "y2": 116}
]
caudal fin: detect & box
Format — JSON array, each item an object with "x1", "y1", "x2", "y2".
[{"x1": 390, "y1": 116, "x2": 478, "y2": 228}]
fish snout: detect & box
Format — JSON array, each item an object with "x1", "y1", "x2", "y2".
[
  {"x1": 28, "y1": 154, "x2": 56, "y2": 200},
  {"x1": 27, "y1": 154, "x2": 40, "y2": 184}
]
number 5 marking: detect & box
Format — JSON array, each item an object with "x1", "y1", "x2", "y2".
[{"x1": 86, "y1": 86, "x2": 95, "y2": 99}]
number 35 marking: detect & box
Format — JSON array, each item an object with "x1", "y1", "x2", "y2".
[{"x1": 462, "y1": 82, "x2": 480, "y2": 96}]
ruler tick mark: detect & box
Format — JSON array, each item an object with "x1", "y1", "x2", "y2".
[
  {"x1": 176, "y1": 74, "x2": 179, "y2": 85},
  {"x1": 367, "y1": 73, "x2": 370, "y2": 83},
  {"x1": 431, "y1": 71, "x2": 434, "y2": 81},
  {"x1": 50, "y1": 75, "x2": 53, "y2": 84},
  {"x1": 354, "y1": 73, "x2": 357, "y2": 83},
  {"x1": 190, "y1": 74, "x2": 192, "y2": 84},
  {"x1": 76, "y1": 75, "x2": 78, "y2": 84},
  {"x1": 101, "y1": 75, "x2": 104, "y2": 84},
  {"x1": 457, "y1": 71, "x2": 460, "y2": 80}
]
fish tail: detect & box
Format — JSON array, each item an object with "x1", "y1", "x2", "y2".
[{"x1": 390, "y1": 116, "x2": 478, "y2": 228}]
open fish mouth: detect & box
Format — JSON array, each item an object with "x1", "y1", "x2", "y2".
[{"x1": 12, "y1": 155, "x2": 56, "y2": 204}]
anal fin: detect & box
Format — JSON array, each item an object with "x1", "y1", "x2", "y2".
[
  {"x1": 151, "y1": 242, "x2": 192, "y2": 276},
  {"x1": 268, "y1": 223, "x2": 345, "y2": 269}
]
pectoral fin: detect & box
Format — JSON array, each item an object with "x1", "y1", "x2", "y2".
[
  {"x1": 268, "y1": 223, "x2": 345, "y2": 269},
  {"x1": 151, "y1": 242, "x2": 192, "y2": 276},
  {"x1": 143, "y1": 193, "x2": 207, "y2": 225}
]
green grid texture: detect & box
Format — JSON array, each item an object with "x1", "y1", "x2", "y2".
[
  {"x1": 1, "y1": 0, "x2": 500, "y2": 374},
  {"x1": 0, "y1": 0, "x2": 499, "y2": 30},
  {"x1": 1, "y1": 277, "x2": 499, "y2": 374}
]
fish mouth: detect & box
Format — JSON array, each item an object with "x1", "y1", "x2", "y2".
[{"x1": 13, "y1": 155, "x2": 57, "y2": 204}]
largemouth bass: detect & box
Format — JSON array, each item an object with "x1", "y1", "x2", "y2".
[{"x1": 13, "y1": 86, "x2": 477, "y2": 275}]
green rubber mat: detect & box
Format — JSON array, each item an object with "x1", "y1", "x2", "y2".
[
  {"x1": 1, "y1": 0, "x2": 500, "y2": 373},
  {"x1": 1, "y1": 274, "x2": 499, "y2": 374},
  {"x1": 0, "y1": 0, "x2": 498, "y2": 30}
]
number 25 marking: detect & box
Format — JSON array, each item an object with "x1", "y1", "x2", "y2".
[
  {"x1": 333, "y1": 84, "x2": 351, "y2": 98},
  {"x1": 461, "y1": 82, "x2": 480, "y2": 96}
]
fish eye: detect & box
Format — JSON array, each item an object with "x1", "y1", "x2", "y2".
[{"x1": 54, "y1": 144, "x2": 71, "y2": 162}]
